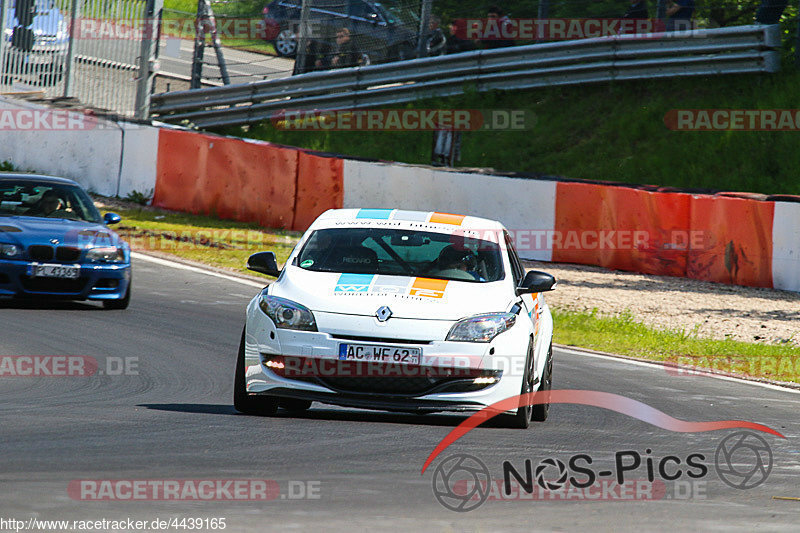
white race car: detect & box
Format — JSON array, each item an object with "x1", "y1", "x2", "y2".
[{"x1": 234, "y1": 209, "x2": 556, "y2": 428}]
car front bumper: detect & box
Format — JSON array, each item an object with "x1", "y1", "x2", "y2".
[
  {"x1": 242, "y1": 297, "x2": 533, "y2": 413},
  {"x1": 0, "y1": 258, "x2": 130, "y2": 300}
]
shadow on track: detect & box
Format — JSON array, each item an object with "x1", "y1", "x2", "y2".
[
  {"x1": 0, "y1": 299, "x2": 100, "y2": 311},
  {"x1": 138, "y1": 403, "x2": 499, "y2": 428}
]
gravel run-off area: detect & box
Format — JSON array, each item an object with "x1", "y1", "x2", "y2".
[{"x1": 525, "y1": 260, "x2": 800, "y2": 347}]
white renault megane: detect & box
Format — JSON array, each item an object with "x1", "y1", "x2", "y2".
[{"x1": 234, "y1": 209, "x2": 556, "y2": 428}]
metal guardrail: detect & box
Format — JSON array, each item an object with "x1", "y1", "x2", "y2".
[{"x1": 150, "y1": 24, "x2": 781, "y2": 128}]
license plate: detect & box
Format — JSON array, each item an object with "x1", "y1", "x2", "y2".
[
  {"x1": 338, "y1": 343, "x2": 421, "y2": 365},
  {"x1": 29, "y1": 263, "x2": 80, "y2": 279}
]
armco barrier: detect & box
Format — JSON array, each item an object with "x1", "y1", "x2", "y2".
[
  {"x1": 552, "y1": 182, "x2": 691, "y2": 277},
  {"x1": 687, "y1": 195, "x2": 774, "y2": 288},
  {"x1": 341, "y1": 160, "x2": 557, "y2": 262},
  {"x1": 2, "y1": 93, "x2": 798, "y2": 294},
  {"x1": 153, "y1": 129, "x2": 299, "y2": 229},
  {"x1": 293, "y1": 152, "x2": 344, "y2": 231}
]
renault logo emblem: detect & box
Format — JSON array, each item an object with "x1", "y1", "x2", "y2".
[{"x1": 376, "y1": 306, "x2": 392, "y2": 322}]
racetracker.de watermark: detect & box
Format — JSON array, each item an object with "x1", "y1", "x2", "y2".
[
  {"x1": 665, "y1": 109, "x2": 800, "y2": 131},
  {"x1": 0, "y1": 356, "x2": 138, "y2": 377},
  {"x1": 665, "y1": 354, "x2": 800, "y2": 380},
  {"x1": 453, "y1": 18, "x2": 667, "y2": 40},
  {"x1": 67, "y1": 479, "x2": 320, "y2": 501},
  {"x1": 271, "y1": 109, "x2": 535, "y2": 131},
  {"x1": 0, "y1": 109, "x2": 107, "y2": 131},
  {"x1": 454, "y1": 229, "x2": 712, "y2": 252}
]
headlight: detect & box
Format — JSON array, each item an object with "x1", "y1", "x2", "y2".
[
  {"x1": 86, "y1": 246, "x2": 125, "y2": 263},
  {"x1": 446, "y1": 313, "x2": 516, "y2": 343},
  {"x1": 0, "y1": 244, "x2": 21, "y2": 258},
  {"x1": 259, "y1": 294, "x2": 317, "y2": 331}
]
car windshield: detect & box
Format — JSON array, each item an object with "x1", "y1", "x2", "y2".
[
  {"x1": 374, "y1": 0, "x2": 418, "y2": 27},
  {"x1": 296, "y1": 227, "x2": 505, "y2": 282},
  {"x1": 0, "y1": 181, "x2": 102, "y2": 223}
]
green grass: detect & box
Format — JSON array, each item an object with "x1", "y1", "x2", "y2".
[
  {"x1": 217, "y1": 69, "x2": 800, "y2": 196},
  {"x1": 162, "y1": 0, "x2": 276, "y2": 55},
  {"x1": 553, "y1": 309, "x2": 800, "y2": 383},
  {"x1": 100, "y1": 202, "x2": 301, "y2": 277}
]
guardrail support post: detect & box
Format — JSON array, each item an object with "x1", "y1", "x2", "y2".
[
  {"x1": 293, "y1": 0, "x2": 312, "y2": 75},
  {"x1": 62, "y1": 0, "x2": 79, "y2": 97},
  {"x1": 0, "y1": 0, "x2": 6, "y2": 85},
  {"x1": 134, "y1": 0, "x2": 163, "y2": 120},
  {"x1": 417, "y1": 0, "x2": 433, "y2": 57},
  {"x1": 656, "y1": 0, "x2": 666, "y2": 20}
]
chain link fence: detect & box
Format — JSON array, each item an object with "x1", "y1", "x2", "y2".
[{"x1": 1, "y1": 0, "x2": 161, "y2": 117}]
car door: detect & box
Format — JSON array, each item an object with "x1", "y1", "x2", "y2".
[{"x1": 348, "y1": 0, "x2": 387, "y2": 56}]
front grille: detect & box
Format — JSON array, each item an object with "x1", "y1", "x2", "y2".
[
  {"x1": 267, "y1": 355, "x2": 498, "y2": 397},
  {"x1": 331, "y1": 334, "x2": 432, "y2": 345},
  {"x1": 55, "y1": 247, "x2": 81, "y2": 262},
  {"x1": 20, "y1": 276, "x2": 88, "y2": 294},
  {"x1": 28, "y1": 245, "x2": 54, "y2": 261},
  {"x1": 317, "y1": 375, "x2": 484, "y2": 395}
]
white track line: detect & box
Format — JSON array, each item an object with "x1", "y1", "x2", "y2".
[
  {"x1": 557, "y1": 346, "x2": 800, "y2": 396},
  {"x1": 132, "y1": 252, "x2": 265, "y2": 289}
]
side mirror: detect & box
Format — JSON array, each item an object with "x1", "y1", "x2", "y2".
[
  {"x1": 247, "y1": 251, "x2": 281, "y2": 277},
  {"x1": 104, "y1": 212, "x2": 122, "y2": 225},
  {"x1": 517, "y1": 270, "x2": 556, "y2": 295}
]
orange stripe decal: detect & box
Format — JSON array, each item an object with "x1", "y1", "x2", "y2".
[
  {"x1": 429, "y1": 212, "x2": 466, "y2": 225},
  {"x1": 409, "y1": 278, "x2": 448, "y2": 299}
]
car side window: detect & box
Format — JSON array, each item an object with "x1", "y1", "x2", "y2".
[
  {"x1": 350, "y1": 0, "x2": 379, "y2": 20},
  {"x1": 504, "y1": 232, "x2": 524, "y2": 287}
]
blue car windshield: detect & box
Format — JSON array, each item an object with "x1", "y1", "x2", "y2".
[
  {"x1": 0, "y1": 181, "x2": 102, "y2": 223},
  {"x1": 296, "y1": 227, "x2": 505, "y2": 283}
]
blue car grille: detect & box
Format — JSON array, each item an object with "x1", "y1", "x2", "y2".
[
  {"x1": 28, "y1": 245, "x2": 53, "y2": 261},
  {"x1": 20, "y1": 276, "x2": 88, "y2": 294},
  {"x1": 55, "y1": 247, "x2": 80, "y2": 262},
  {"x1": 26, "y1": 245, "x2": 81, "y2": 262}
]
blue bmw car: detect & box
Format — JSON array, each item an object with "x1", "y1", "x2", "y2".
[{"x1": 0, "y1": 174, "x2": 131, "y2": 309}]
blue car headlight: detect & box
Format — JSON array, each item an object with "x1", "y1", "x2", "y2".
[
  {"x1": 446, "y1": 313, "x2": 516, "y2": 343},
  {"x1": 0, "y1": 243, "x2": 21, "y2": 258},
  {"x1": 86, "y1": 246, "x2": 125, "y2": 263},
  {"x1": 259, "y1": 293, "x2": 317, "y2": 331}
]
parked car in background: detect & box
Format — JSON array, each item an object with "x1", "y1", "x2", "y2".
[
  {"x1": 2, "y1": 0, "x2": 69, "y2": 86},
  {"x1": 262, "y1": 0, "x2": 418, "y2": 66}
]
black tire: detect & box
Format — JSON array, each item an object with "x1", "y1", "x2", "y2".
[
  {"x1": 532, "y1": 343, "x2": 553, "y2": 422},
  {"x1": 500, "y1": 339, "x2": 536, "y2": 429},
  {"x1": 274, "y1": 27, "x2": 298, "y2": 57},
  {"x1": 279, "y1": 399, "x2": 312, "y2": 412},
  {"x1": 103, "y1": 283, "x2": 131, "y2": 310},
  {"x1": 234, "y1": 328, "x2": 279, "y2": 415}
]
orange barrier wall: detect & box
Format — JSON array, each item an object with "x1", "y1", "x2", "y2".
[
  {"x1": 687, "y1": 196, "x2": 774, "y2": 288},
  {"x1": 292, "y1": 151, "x2": 344, "y2": 231},
  {"x1": 153, "y1": 129, "x2": 299, "y2": 229},
  {"x1": 553, "y1": 182, "x2": 691, "y2": 277}
]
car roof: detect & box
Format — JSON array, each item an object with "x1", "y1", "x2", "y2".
[
  {"x1": 0, "y1": 173, "x2": 81, "y2": 187},
  {"x1": 312, "y1": 208, "x2": 507, "y2": 232}
]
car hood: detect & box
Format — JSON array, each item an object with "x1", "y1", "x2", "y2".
[
  {"x1": 0, "y1": 217, "x2": 122, "y2": 249},
  {"x1": 270, "y1": 267, "x2": 512, "y2": 321}
]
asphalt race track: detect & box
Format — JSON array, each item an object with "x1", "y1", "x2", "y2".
[{"x1": 1, "y1": 255, "x2": 798, "y2": 532}]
